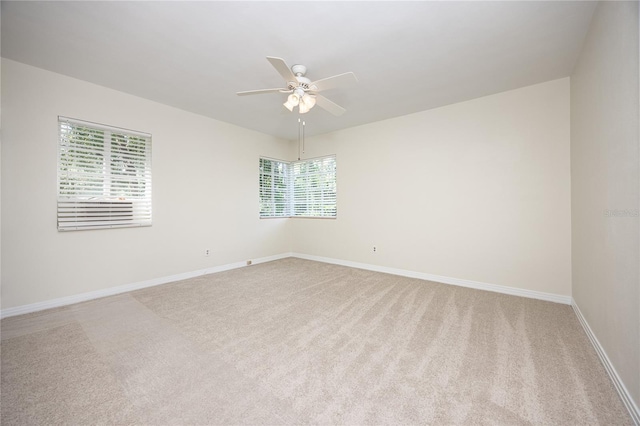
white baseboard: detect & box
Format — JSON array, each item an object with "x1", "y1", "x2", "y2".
[
  {"x1": 572, "y1": 300, "x2": 640, "y2": 425},
  {"x1": 0, "y1": 251, "x2": 571, "y2": 319},
  {"x1": 0, "y1": 252, "x2": 292, "y2": 319},
  {"x1": 291, "y1": 253, "x2": 572, "y2": 305}
]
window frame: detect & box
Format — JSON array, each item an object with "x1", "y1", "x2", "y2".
[
  {"x1": 259, "y1": 156, "x2": 291, "y2": 218},
  {"x1": 57, "y1": 116, "x2": 152, "y2": 231},
  {"x1": 259, "y1": 155, "x2": 337, "y2": 219}
]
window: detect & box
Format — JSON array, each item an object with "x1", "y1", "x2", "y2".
[
  {"x1": 259, "y1": 157, "x2": 290, "y2": 218},
  {"x1": 259, "y1": 155, "x2": 336, "y2": 218},
  {"x1": 57, "y1": 116, "x2": 152, "y2": 231},
  {"x1": 291, "y1": 156, "x2": 337, "y2": 217}
]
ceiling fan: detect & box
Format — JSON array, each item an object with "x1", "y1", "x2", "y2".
[{"x1": 237, "y1": 57, "x2": 357, "y2": 116}]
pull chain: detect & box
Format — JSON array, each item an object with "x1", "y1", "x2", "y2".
[
  {"x1": 298, "y1": 118, "x2": 306, "y2": 160},
  {"x1": 298, "y1": 118, "x2": 301, "y2": 160}
]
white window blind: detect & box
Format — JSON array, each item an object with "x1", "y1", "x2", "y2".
[
  {"x1": 57, "y1": 117, "x2": 152, "y2": 231},
  {"x1": 291, "y1": 156, "x2": 337, "y2": 217},
  {"x1": 259, "y1": 155, "x2": 336, "y2": 218},
  {"x1": 259, "y1": 157, "x2": 290, "y2": 218}
]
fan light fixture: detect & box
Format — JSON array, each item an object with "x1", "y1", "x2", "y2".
[{"x1": 283, "y1": 88, "x2": 316, "y2": 114}]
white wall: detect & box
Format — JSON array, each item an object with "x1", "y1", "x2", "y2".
[
  {"x1": 1, "y1": 59, "x2": 292, "y2": 309},
  {"x1": 571, "y1": 0, "x2": 639, "y2": 409},
  {"x1": 291, "y1": 78, "x2": 572, "y2": 296},
  {"x1": 1, "y1": 61, "x2": 573, "y2": 310}
]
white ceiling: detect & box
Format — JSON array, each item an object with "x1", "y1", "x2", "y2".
[{"x1": 1, "y1": 1, "x2": 596, "y2": 140}]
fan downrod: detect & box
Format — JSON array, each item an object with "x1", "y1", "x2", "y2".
[{"x1": 291, "y1": 64, "x2": 307, "y2": 77}]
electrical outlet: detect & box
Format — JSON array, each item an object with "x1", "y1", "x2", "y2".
[
  {"x1": 373, "y1": 246, "x2": 377, "y2": 253},
  {"x1": 205, "y1": 249, "x2": 210, "y2": 256}
]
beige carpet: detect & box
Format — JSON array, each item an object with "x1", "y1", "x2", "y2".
[{"x1": 0, "y1": 258, "x2": 631, "y2": 424}]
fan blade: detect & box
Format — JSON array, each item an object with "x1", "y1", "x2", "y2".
[
  {"x1": 315, "y1": 94, "x2": 346, "y2": 116},
  {"x1": 310, "y1": 72, "x2": 357, "y2": 92},
  {"x1": 236, "y1": 88, "x2": 289, "y2": 96},
  {"x1": 266, "y1": 57, "x2": 297, "y2": 83}
]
